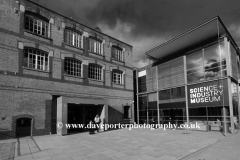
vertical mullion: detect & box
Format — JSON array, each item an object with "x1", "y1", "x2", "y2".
[
  {"x1": 27, "y1": 50, "x2": 29, "y2": 68},
  {"x1": 43, "y1": 53, "x2": 45, "y2": 71},
  {"x1": 35, "y1": 51, "x2": 38, "y2": 69}
]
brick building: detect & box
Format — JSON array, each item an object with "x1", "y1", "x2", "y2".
[{"x1": 0, "y1": 0, "x2": 134, "y2": 137}]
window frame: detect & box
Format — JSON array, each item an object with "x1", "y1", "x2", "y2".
[
  {"x1": 23, "y1": 47, "x2": 49, "y2": 71},
  {"x1": 88, "y1": 63, "x2": 103, "y2": 81},
  {"x1": 112, "y1": 46, "x2": 124, "y2": 62},
  {"x1": 112, "y1": 69, "x2": 124, "y2": 85},
  {"x1": 64, "y1": 58, "x2": 82, "y2": 77},
  {"x1": 24, "y1": 11, "x2": 50, "y2": 38},
  {"x1": 64, "y1": 28, "x2": 83, "y2": 49},
  {"x1": 89, "y1": 37, "x2": 103, "y2": 55}
]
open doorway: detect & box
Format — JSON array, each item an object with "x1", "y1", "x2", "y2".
[{"x1": 16, "y1": 118, "x2": 31, "y2": 137}]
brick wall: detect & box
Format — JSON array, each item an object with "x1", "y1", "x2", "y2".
[{"x1": 0, "y1": 0, "x2": 134, "y2": 137}]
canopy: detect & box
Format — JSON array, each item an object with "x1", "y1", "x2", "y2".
[{"x1": 146, "y1": 16, "x2": 238, "y2": 60}]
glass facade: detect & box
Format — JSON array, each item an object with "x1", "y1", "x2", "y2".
[
  {"x1": 137, "y1": 39, "x2": 240, "y2": 133},
  {"x1": 186, "y1": 41, "x2": 227, "y2": 84}
]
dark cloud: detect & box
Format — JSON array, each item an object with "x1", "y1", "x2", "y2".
[
  {"x1": 87, "y1": 0, "x2": 240, "y2": 40},
  {"x1": 30, "y1": 0, "x2": 240, "y2": 67},
  {"x1": 31, "y1": 0, "x2": 99, "y2": 26}
]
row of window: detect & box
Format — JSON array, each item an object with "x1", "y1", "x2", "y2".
[
  {"x1": 23, "y1": 48, "x2": 124, "y2": 84},
  {"x1": 24, "y1": 12, "x2": 124, "y2": 62}
]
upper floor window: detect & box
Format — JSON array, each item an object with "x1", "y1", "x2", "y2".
[
  {"x1": 89, "y1": 38, "x2": 102, "y2": 55},
  {"x1": 64, "y1": 58, "x2": 82, "y2": 77},
  {"x1": 112, "y1": 69, "x2": 124, "y2": 84},
  {"x1": 23, "y1": 48, "x2": 49, "y2": 71},
  {"x1": 112, "y1": 46, "x2": 123, "y2": 61},
  {"x1": 64, "y1": 29, "x2": 82, "y2": 48},
  {"x1": 88, "y1": 63, "x2": 102, "y2": 81},
  {"x1": 25, "y1": 13, "x2": 49, "y2": 38}
]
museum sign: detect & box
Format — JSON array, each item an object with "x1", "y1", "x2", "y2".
[{"x1": 187, "y1": 79, "x2": 229, "y2": 107}]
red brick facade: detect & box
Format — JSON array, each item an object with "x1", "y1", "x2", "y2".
[{"x1": 0, "y1": 0, "x2": 133, "y2": 137}]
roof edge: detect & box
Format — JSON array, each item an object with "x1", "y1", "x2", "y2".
[{"x1": 146, "y1": 16, "x2": 221, "y2": 56}]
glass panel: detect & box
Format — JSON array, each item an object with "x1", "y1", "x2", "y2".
[
  {"x1": 204, "y1": 43, "x2": 220, "y2": 67},
  {"x1": 139, "y1": 96, "x2": 147, "y2": 110},
  {"x1": 189, "y1": 107, "x2": 207, "y2": 116},
  {"x1": 171, "y1": 86, "x2": 185, "y2": 99},
  {"x1": 232, "y1": 82, "x2": 238, "y2": 117},
  {"x1": 207, "y1": 106, "x2": 225, "y2": 116},
  {"x1": 159, "y1": 89, "x2": 171, "y2": 100},
  {"x1": 138, "y1": 75, "x2": 146, "y2": 93},
  {"x1": 187, "y1": 49, "x2": 203, "y2": 70},
  {"x1": 187, "y1": 71, "x2": 204, "y2": 83}
]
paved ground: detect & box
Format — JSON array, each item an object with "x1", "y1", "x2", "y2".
[{"x1": 0, "y1": 128, "x2": 239, "y2": 160}]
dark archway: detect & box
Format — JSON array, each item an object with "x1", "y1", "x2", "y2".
[{"x1": 16, "y1": 118, "x2": 31, "y2": 137}]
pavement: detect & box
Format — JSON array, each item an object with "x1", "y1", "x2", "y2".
[{"x1": 0, "y1": 128, "x2": 239, "y2": 160}]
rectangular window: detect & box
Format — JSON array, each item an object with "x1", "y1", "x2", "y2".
[
  {"x1": 112, "y1": 47, "x2": 123, "y2": 61},
  {"x1": 25, "y1": 14, "x2": 49, "y2": 38},
  {"x1": 64, "y1": 58, "x2": 81, "y2": 77},
  {"x1": 23, "y1": 48, "x2": 49, "y2": 71},
  {"x1": 65, "y1": 29, "x2": 82, "y2": 48},
  {"x1": 112, "y1": 70, "x2": 123, "y2": 84},
  {"x1": 88, "y1": 64, "x2": 102, "y2": 80},
  {"x1": 89, "y1": 38, "x2": 102, "y2": 55}
]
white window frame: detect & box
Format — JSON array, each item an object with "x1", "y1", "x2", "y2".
[
  {"x1": 64, "y1": 58, "x2": 82, "y2": 77},
  {"x1": 112, "y1": 46, "x2": 123, "y2": 61},
  {"x1": 88, "y1": 63, "x2": 103, "y2": 81},
  {"x1": 24, "y1": 48, "x2": 49, "y2": 71},
  {"x1": 112, "y1": 69, "x2": 124, "y2": 84},
  {"x1": 65, "y1": 29, "x2": 82, "y2": 48},
  {"x1": 89, "y1": 38, "x2": 103, "y2": 55},
  {"x1": 25, "y1": 14, "x2": 50, "y2": 38}
]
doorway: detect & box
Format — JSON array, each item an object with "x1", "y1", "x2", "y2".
[
  {"x1": 67, "y1": 104, "x2": 83, "y2": 133},
  {"x1": 16, "y1": 118, "x2": 31, "y2": 137}
]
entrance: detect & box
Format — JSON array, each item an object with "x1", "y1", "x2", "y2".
[
  {"x1": 68, "y1": 104, "x2": 83, "y2": 133},
  {"x1": 67, "y1": 104, "x2": 103, "y2": 133},
  {"x1": 16, "y1": 118, "x2": 31, "y2": 137},
  {"x1": 85, "y1": 104, "x2": 102, "y2": 124}
]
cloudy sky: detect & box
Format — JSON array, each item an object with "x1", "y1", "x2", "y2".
[{"x1": 33, "y1": 0, "x2": 240, "y2": 68}]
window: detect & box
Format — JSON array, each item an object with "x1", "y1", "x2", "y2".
[
  {"x1": 112, "y1": 46, "x2": 123, "y2": 61},
  {"x1": 89, "y1": 38, "x2": 102, "y2": 55},
  {"x1": 25, "y1": 14, "x2": 49, "y2": 38},
  {"x1": 159, "y1": 86, "x2": 185, "y2": 100},
  {"x1": 64, "y1": 58, "x2": 81, "y2": 77},
  {"x1": 138, "y1": 70, "x2": 147, "y2": 93},
  {"x1": 23, "y1": 48, "x2": 49, "y2": 71},
  {"x1": 186, "y1": 41, "x2": 227, "y2": 83},
  {"x1": 88, "y1": 64, "x2": 102, "y2": 80},
  {"x1": 64, "y1": 29, "x2": 82, "y2": 48},
  {"x1": 112, "y1": 69, "x2": 124, "y2": 84}
]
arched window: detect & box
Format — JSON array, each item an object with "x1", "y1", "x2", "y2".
[
  {"x1": 24, "y1": 11, "x2": 50, "y2": 38},
  {"x1": 64, "y1": 58, "x2": 82, "y2": 77},
  {"x1": 112, "y1": 46, "x2": 123, "y2": 61},
  {"x1": 112, "y1": 69, "x2": 124, "y2": 84},
  {"x1": 23, "y1": 47, "x2": 49, "y2": 71},
  {"x1": 64, "y1": 29, "x2": 83, "y2": 48},
  {"x1": 88, "y1": 64, "x2": 102, "y2": 80},
  {"x1": 89, "y1": 37, "x2": 103, "y2": 55}
]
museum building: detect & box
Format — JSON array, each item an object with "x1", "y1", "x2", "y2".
[
  {"x1": 0, "y1": 0, "x2": 134, "y2": 138},
  {"x1": 134, "y1": 16, "x2": 240, "y2": 133}
]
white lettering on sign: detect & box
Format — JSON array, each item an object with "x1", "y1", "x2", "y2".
[{"x1": 189, "y1": 84, "x2": 223, "y2": 104}]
